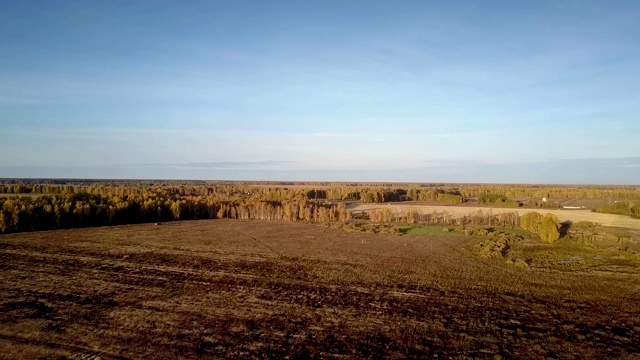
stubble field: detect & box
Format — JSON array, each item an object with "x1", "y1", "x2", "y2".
[{"x1": 1, "y1": 220, "x2": 639, "y2": 359}]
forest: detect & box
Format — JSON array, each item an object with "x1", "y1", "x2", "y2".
[
  {"x1": 0, "y1": 180, "x2": 638, "y2": 234},
  {"x1": 594, "y1": 201, "x2": 640, "y2": 219},
  {"x1": 2, "y1": 180, "x2": 640, "y2": 199}
]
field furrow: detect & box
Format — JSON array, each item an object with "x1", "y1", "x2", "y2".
[{"x1": 1, "y1": 220, "x2": 639, "y2": 359}]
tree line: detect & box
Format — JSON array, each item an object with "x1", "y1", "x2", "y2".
[
  {"x1": 365, "y1": 208, "x2": 521, "y2": 229},
  {"x1": 477, "y1": 194, "x2": 519, "y2": 207},
  {"x1": 593, "y1": 201, "x2": 640, "y2": 219},
  {"x1": 3, "y1": 181, "x2": 638, "y2": 203},
  {"x1": 0, "y1": 193, "x2": 350, "y2": 234},
  {"x1": 0, "y1": 183, "x2": 467, "y2": 204},
  {"x1": 457, "y1": 185, "x2": 640, "y2": 199}
]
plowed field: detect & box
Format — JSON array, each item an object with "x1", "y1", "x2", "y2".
[{"x1": 1, "y1": 220, "x2": 639, "y2": 359}]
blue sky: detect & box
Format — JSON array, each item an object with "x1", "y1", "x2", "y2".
[{"x1": 1, "y1": 0, "x2": 639, "y2": 183}]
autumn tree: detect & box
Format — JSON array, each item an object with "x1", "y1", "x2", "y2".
[{"x1": 519, "y1": 212, "x2": 560, "y2": 243}]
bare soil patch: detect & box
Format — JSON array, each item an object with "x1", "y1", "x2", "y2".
[{"x1": 1, "y1": 220, "x2": 639, "y2": 359}]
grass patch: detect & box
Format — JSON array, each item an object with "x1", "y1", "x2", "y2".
[
  {"x1": 518, "y1": 242, "x2": 640, "y2": 273},
  {"x1": 399, "y1": 225, "x2": 465, "y2": 236},
  {"x1": 400, "y1": 225, "x2": 533, "y2": 239},
  {"x1": 486, "y1": 227, "x2": 532, "y2": 238}
]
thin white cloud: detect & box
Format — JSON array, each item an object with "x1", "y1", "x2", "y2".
[{"x1": 310, "y1": 132, "x2": 364, "y2": 138}]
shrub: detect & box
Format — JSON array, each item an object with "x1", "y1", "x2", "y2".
[
  {"x1": 594, "y1": 201, "x2": 640, "y2": 219},
  {"x1": 506, "y1": 258, "x2": 530, "y2": 270},
  {"x1": 474, "y1": 232, "x2": 523, "y2": 259},
  {"x1": 478, "y1": 194, "x2": 519, "y2": 208},
  {"x1": 538, "y1": 214, "x2": 560, "y2": 243},
  {"x1": 519, "y1": 212, "x2": 560, "y2": 243}
]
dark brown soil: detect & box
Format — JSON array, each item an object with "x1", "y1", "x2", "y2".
[{"x1": 1, "y1": 220, "x2": 639, "y2": 359}]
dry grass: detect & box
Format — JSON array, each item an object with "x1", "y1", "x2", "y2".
[{"x1": 1, "y1": 220, "x2": 639, "y2": 359}]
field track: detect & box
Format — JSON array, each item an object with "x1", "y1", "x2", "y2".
[
  {"x1": 1, "y1": 220, "x2": 639, "y2": 359},
  {"x1": 350, "y1": 203, "x2": 640, "y2": 230}
]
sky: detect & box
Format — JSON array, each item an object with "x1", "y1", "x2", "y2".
[{"x1": 1, "y1": 0, "x2": 639, "y2": 184}]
